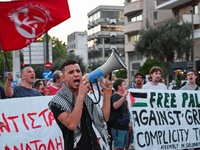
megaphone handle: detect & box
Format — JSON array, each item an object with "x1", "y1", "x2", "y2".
[
  {"x1": 94, "y1": 78, "x2": 101, "y2": 105},
  {"x1": 89, "y1": 81, "x2": 99, "y2": 105}
]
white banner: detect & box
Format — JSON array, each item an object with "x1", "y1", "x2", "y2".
[
  {"x1": 0, "y1": 96, "x2": 64, "y2": 150},
  {"x1": 0, "y1": 94, "x2": 109, "y2": 150},
  {"x1": 127, "y1": 89, "x2": 200, "y2": 150}
]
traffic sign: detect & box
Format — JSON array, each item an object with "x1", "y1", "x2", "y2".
[
  {"x1": 44, "y1": 62, "x2": 52, "y2": 69},
  {"x1": 42, "y1": 70, "x2": 53, "y2": 80}
]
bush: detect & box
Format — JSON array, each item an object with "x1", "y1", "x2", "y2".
[{"x1": 115, "y1": 69, "x2": 127, "y2": 79}]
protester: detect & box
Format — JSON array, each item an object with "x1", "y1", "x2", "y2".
[
  {"x1": 17, "y1": 78, "x2": 23, "y2": 86},
  {"x1": 48, "y1": 59, "x2": 112, "y2": 150},
  {"x1": 43, "y1": 70, "x2": 63, "y2": 95},
  {"x1": 33, "y1": 79, "x2": 47, "y2": 95},
  {"x1": 5, "y1": 66, "x2": 42, "y2": 98},
  {"x1": 110, "y1": 78, "x2": 130, "y2": 150},
  {"x1": 126, "y1": 73, "x2": 145, "y2": 150},
  {"x1": 180, "y1": 69, "x2": 200, "y2": 90},
  {"x1": 0, "y1": 121, "x2": 5, "y2": 129},
  {"x1": 179, "y1": 70, "x2": 200, "y2": 150},
  {"x1": 128, "y1": 72, "x2": 145, "y2": 89},
  {"x1": 0, "y1": 86, "x2": 7, "y2": 99},
  {"x1": 142, "y1": 66, "x2": 167, "y2": 90}
]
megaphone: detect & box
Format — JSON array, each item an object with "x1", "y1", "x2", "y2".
[{"x1": 87, "y1": 49, "x2": 127, "y2": 84}]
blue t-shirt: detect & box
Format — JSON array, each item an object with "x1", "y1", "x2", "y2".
[{"x1": 12, "y1": 85, "x2": 42, "y2": 98}]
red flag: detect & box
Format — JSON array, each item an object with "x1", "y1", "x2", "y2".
[{"x1": 0, "y1": 0, "x2": 70, "y2": 51}]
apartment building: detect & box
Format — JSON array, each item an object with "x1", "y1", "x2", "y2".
[
  {"x1": 156, "y1": 0, "x2": 200, "y2": 79},
  {"x1": 66, "y1": 31, "x2": 88, "y2": 67},
  {"x1": 87, "y1": 5, "x2": 125, "y2": 66},
  {"x1": 124, "y1": 0, "x2": 172, "y2": 86}
]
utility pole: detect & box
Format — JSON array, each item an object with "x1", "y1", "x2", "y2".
[
  {"x1": 190, "y1": 7, "x2": 194, "y2": 69},
  {"x1": 45, "y1": 32, "x2": 49, "y2": 63}
]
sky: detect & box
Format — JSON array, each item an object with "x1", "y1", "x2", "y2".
[
  {"x1": 0, "y1": 0, "x2": 124, "y2": 43},
  {"x1": 48, "y1": 0, "x2": 124, "y2": 43}
]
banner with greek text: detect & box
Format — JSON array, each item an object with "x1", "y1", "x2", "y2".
[
  {"x1": 0, "y1": 96, "x2": 64, "y2": 150},
  {"x1": 0, "y1": 95, "x2": 109, "y2": 150},
  {"x1": 127, "y1": 89, "x2": 200, "y2": 150}
]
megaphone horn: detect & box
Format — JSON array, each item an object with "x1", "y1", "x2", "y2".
[{"x1": 88, "y1": 49, "x2": 127, "y2": 84}]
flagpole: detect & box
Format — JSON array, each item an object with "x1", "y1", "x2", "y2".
[
  {"x1": 3, "y1": 51, "x2": 11, "y2": 72},
  {"x1": 3, "y1": 51, "x2": 13, "y2": 81}
]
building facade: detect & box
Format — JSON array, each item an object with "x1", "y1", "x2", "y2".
[
  {"x1": 87, "y1": 5, "x2": 125, "y2": 67},
  {"x1": 124, "y1": 0, "x2": 172, "y2": 86},
  {"x1": 66, "y1": 31, "x2": 88, "y2": 67},
  {"x1": 156, "y1": 0, "x2": 200, "y2": 80}
]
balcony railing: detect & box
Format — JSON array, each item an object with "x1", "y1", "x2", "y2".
[{"x1": 156, "y1": 0, "x2": 169, "y2": 6}]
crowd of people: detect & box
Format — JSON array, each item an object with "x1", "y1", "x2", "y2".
[{"x1": 0, "y1": 61, "x2": 200, "y2": 150}]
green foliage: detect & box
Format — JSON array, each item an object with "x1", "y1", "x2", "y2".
[
  {"x1": 0, "y1": 47, "x2": 13, "y2": 77},
  {"x1": 31, "y1": 64, "x2": 45, "y2": 79},
  {"x1": 91, "y1": 61, "x2": 104, "y2": 71},
  {"x1": 51, "y1": 36, "x2": 66, "y2": 62},
  {"x1": 115, "y1": 69, "x2": 127, "y2": 79},
  {"x1": 135, "y1": 18, "x2": 193, "y2": 64},
  {"x1": 138, "y1": 59, "x2": 163, "y2": 75},
  {"x1": 36, "y1": 35, "x2": 66, "y2": 62},
  {"x1": 135, "y1": 18, "x2": 193, "y2": 86},
  {"x1": 32, "y1": 35, "x2": 66, "y2": 78},
  {"x1": 176, "y1": 79, "x2": 181, "y2": 87},
  {"x1": 51, "y1": 53, "x2": 86, "y2": 74}
]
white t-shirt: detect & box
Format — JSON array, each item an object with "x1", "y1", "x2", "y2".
[{"x1": 142, "y1": 82, "x2": 167, "y2": 90}]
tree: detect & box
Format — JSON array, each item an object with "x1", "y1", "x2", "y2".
[
  {"x1": 0, "y1": 46, "x2": 12, "y2": 81},
  {"x1": 115, "y1": 69, "x2": 127, "y2": 79},
  {"x1": 36, "y1": 35, "x2": 66, "y2": 62},
  {"x1": 51, "y1": 53, "x2": 86, "y2": 74},
  {"x1": 135, "y1": 18, "x2": 193, "y2": 86},
  {"x1": 32, "y1": 35, "x2": 66, "y2": 78},
  {"x1": 90, "y1": 61, "x2": 104, "y2": 71},
  {"x1": 138, "y1": 58, "x2": 165, "y2": 75}
]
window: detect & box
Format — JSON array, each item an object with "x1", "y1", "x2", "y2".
[
  {"x1": 128, "y1": 33, "x2": 139, "y2": 42},
  {"x1": 127, "y1": 0, "x2": 140, "y2": 3},
  {"x1": 101, "y1": 11, "x2": 120, "y2": 18},
  {"x1": 193, "y1": 4, "x2": 198, "y2": 14},
  {"x1": 129, "y1": 14, "x2": 142, "y2": 22},
  {"x1": 153, "y1": 12, "x2": 158, "y2": 20},
  {"x1": 101, "y1": 24, "x2": 124, "y2": 31}
]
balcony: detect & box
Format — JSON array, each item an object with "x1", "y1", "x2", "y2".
[
  {"x1": 124, "y1": 1, "x2": 143, "y2": 16},
  {"x1": 182, "y1": 14, "x2": 200, "y2": 25},
  {"x1": 125, "y1": 42, "x2": 135, "y2": 52},
  {"x1": 125, "y1": 21, "x2": 143, "y2": 34},
  {"x1": 110, "y1": 32, "x2": 117, "y2": 37},
  {"x1": 110, "y1": 45, "x2": 117, "y2": 50},
  {"x1": 156, "y1": 0, "x2": 193, "y2": 10}
]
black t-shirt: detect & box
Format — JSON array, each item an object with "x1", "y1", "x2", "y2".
[
  {"x1": 0, "y1": 86, "x2": 7, "y2": 99},
  {"x1": 50, "y1": 102, "x2": 101, "y2": 150},
  {"x1": 111, "y1": 93, "x2": 129, "y2": 130}
]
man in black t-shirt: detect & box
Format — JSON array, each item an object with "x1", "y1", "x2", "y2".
[
  {"x1": 48, "y1": 59, "x2": 112, "y2": 150},
  {"x1": 111, "y1": 78, "x2": 129, "y2": 150}
]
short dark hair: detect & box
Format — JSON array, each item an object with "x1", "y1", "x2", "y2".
[
  {"x1": 52, "y1": 70, "x2": 62, "y2": 83},
  {"x1": 135, "y1": 72, "x2": 145, "y2": 79},
  {"x1": 61, "y1": 59, "x2": 78, "y2": 74},
  {"x1": 113, "y1": 78, "x2": 125, "y2": 91},
  {"x1": 149, "y1": 66, "x2": 163, "y2": 75},
  {"x1": 187, "y1": 69, "x2": 197, "y2": 76}
]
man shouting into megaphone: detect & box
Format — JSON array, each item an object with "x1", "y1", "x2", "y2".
[{"x1": 48, "y1": 59, "x2": 113, "y2": 150}]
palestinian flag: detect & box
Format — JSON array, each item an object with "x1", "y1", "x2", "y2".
[{"x1": 129, "y1": 92, "x2": 148, "y2": 107}]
